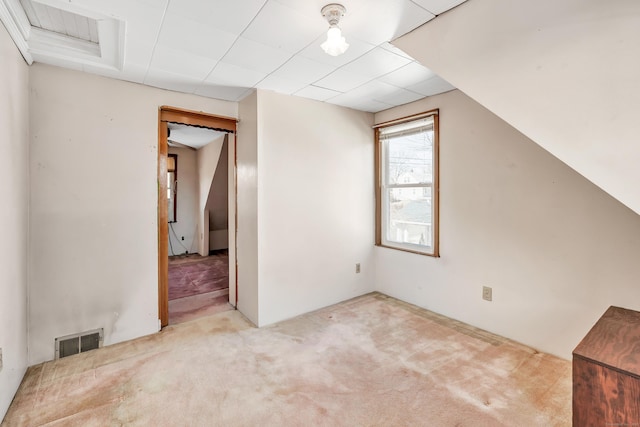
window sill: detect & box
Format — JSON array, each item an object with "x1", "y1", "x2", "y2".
[{"x1": 376, "y1": 243, "x2": 439, "y2": 258}]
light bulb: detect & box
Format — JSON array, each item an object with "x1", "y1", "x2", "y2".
[{"x1": 321, "y1": 25, "x2": 349, "y2": 56}]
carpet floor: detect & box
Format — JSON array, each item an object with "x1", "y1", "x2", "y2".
[
  {"x1": 2, "y1": 293, "x2": 571, "y2": 426},
  {"x1": 168, "y1": 252, "x2": 232, "y2": 325},
  {"x1": 168, "y1": 252, "x2": 229, "y2": 301}
]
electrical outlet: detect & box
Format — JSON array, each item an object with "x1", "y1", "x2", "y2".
[
  {"x1": 482, "y1": 286, "x2": 492, "y2": 302},
  {"x1": 181, "y1": 236, "x2": 184, "y2": 241},
  {"x1": 355, "y1": 263, "x2": 361, "y2": 274}
]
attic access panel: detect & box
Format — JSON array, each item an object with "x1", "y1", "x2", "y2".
[{"x1": 20, "y1": 0, "x2": 99, "y2": 44}]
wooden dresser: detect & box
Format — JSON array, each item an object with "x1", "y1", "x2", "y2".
[{"x1": 573, "y1": 306, "x2": 640, "y2": 426}]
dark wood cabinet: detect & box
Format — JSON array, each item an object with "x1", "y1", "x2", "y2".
[{"x1": 573, "y1": 306, "x2": 640, "y2": 426}]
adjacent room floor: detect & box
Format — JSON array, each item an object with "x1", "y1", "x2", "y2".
[
  {"x1": 2, "y1": 293, "x2": 571, "y2": 426},
  {"x1": 168, "y1": 250, "x2": 232, "y2": 324}
]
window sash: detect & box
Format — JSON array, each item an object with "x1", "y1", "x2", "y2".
[{"x1": 375, "y1": 110, "x2": 439, "y2": 256}]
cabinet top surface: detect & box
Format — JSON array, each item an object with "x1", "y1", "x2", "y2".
[{"x1": 573, "y1": 306, "x2": 640, "y2": 376}]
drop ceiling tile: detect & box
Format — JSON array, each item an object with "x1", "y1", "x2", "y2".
[
  {"x1": 117, "y1": 4, "x2": 167, "y2": 65},
  {"x1": 92, "y1": 0, "x2": 166, "y2": 15},
  {"x1": 328, "y1": 95, "x2": 393, "y2": 113},
  {"x1": 157, "y1": 13, "x2": 238, "y2": 61},
  {"x1": 205, "y1": 62, "x2": 267, "y2": 88},
  {"x1": 294, "y1": 85, "x2": 342, "y2": 102},
  {"x1": 269, "y1": 0, "x2": 320, "y2": 18},
  {"x1": 271, "y1": 56, "x2": 336, "y2": 85},
  {"x1": 221, "y1": 37, "x2": 293, "y2": 75},
  {"x1": 124, "y1": 40, "x2": 158, "y2": 68},
  {"x1": 390, "y1": 0, "x2": 436, "y2": 39},
  {"x1": 408, "y1": 75, "x2": 456, "y2": 96},
  {"x1": 379, "y1": 62, "x2": 436, "y2": 87},
  {"x1": 298, "y1": 35, "x2": 376, "y2": 68},
  {"x1": 340, "y1": 47, "x2": 412, "y2": 79},
  {"x1": 345, "y1": 0, "x2": 433, "y2": 45},
  {"x1": 149, "y1": 44, "x2": 217, "y2": 80},
  {"x1": 166, "y1": 0, "x2": 266, "y2": 35},
  {"x1": 145, "y1": 69, "x2": 202, "y2": 94},
  {"x1": 83, "y1": 62, "x2": 146, "y2": 84},
  {"x1": 380, "y1": 42, "x2": 414, "y2": 60},
  {"x1": 241, "y1": 1, "x2": 324, "y2": 53},
  {"x1": 195, "y1": 84, "x2": 253, "y2": 101},
  {"x1": 314, "y1": 69, "x2": 372, "y2": 93},
  {"x1": 346, "y1": 80, "x2": 400, "y2": 99},
  {"x1": 128, "y1": 0, "x2": 169, "y2": 10},
  {"x1": 255, "y1": 75, "x2": 308, "y2": 95},
  {"x1": 374, "y1": 87, "x2": 425, "y2": 105},
  {"x1": 410, "y1": 0, "x2": 467, "y2": 15}
]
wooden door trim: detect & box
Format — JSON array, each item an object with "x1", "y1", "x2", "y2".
[
  {"x1": 160, "y1": 106, "x2": 237, "y2": 132},
  {"x1": 158, "y1": 112, "x2": 169, "y2": 327},
  {"x1": 158, "y1": 106, "x2": 237, "y2": 327}
]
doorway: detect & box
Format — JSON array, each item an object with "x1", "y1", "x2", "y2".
[{"x1": 158, "y1": 106, "x2": 237, "y2": 327}]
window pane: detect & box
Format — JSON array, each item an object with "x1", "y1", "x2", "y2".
[
  {"x1": 386, "y1": 187, "x2": 432, "y2": 247},
  {"x1": 385, "y1": 130, "x2": 433, "y2": 185},
  {"x1": 377, "y1": 112, "x2": 438, "y2": 256}
]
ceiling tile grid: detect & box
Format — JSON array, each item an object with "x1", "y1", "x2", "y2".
[{"x1": 5, "y1": 0, "x2": 463, "y2": 111}]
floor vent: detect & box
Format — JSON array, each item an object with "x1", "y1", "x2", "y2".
[{"x1": 55, "y1": 328, "x2": 103, "y2": 359}]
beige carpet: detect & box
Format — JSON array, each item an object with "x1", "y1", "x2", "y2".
[{"x1": 2, "y1": 293, "x2": 571, "y2": 426}]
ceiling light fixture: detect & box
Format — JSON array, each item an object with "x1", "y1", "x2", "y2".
[{"x1": 320, "y1": 4, "x2": 349, "y2": 57}]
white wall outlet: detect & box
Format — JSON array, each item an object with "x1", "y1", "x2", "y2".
[
  {"x1": 355, "y1": 263, "x2": 361, "y2": 274},
  {"x1": 482, "y1": 286, "x2": 492, "y2": 301}
]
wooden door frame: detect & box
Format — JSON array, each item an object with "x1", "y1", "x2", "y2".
[{"x1": 158, "y1": 106, "x2": 238, "y2": 327}]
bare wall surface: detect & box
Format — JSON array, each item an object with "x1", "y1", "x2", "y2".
[
  {"x1": 394, "y1": 0, "x2": 640, "y2": 215},
  {"x1": 236, "y1": 91, "x2": 259, "y2": 325},
  {"x1": 206, "y1": 138, "x2": 229, "y2": 251},
  {"x1": 168, "y1": 147, "x2": 198, "y2": 255},
  {"x1": 28, "y1": 64, "x2": 237, "y2": 365},
  {"x1": 374, "y1": 90, "x2": 640, "y2": 359},
  {"x1": 0, "y1": 22, "x2": 29, "y2": 421},
  {"x1": 196, "y1": 135, "x2": 224, "y2": 255},
  {"x1": 257, "y1": 90, "x2": 375, "y2": 326}
]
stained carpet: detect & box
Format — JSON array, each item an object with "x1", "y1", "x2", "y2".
[
  {"x1": 2, "y1": 293, "x2": 571, "y2": 426},
  {"x1": 168, "y1": 252, "x2": 229, "y2": 300},
  {"x1": 168, "y1": 252, "x2": 232, "y2": 324}
]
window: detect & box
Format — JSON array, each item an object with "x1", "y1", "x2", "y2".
[
  {"x1": 167, "y1": 154, "x2": 177, "y2": 223},
  {"x1": 375, "y1": 110, "x2": 439, "y2": 256}
]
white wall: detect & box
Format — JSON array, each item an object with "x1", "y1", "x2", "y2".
[
  {"x1": 196, "y1": 136, "x2": 224, "y2": 255},
  {"x1": 374, "y1": 90, "x2": 640, "y2": 359},
  {"x1": 0, "y1": 22, "x2": 29, "y2": 421},
  {"x1": 28, "y1": 64, "x2": 237, "y2": 364},
  {"x1": 256, "y1": 90, "x2": 375, "y2": 326},
  {"x1": 168, "y1": 147, "x2": 198, "y2": 255},
  {"x1": 236, "y1": 91, "x2": 259, "y2": 325},
  {"x1": 394, "y1": 0, "x2": 640, "y2": 215}
]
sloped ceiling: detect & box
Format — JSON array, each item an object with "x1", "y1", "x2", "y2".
[{"x1": 394, "y1": 0, "x2": 640, "y2": 215}]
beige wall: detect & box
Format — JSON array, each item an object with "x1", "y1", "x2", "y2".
[
  {"x1": 256, "y1": 90, "x2": 375, "y2": 326},
  {"x1": 168, "y1": 146, "x2": 198, "y2": 255},
  {"x1": 0, "y1": 23, "x2": 29, "y2": 420},
  {"x1": 236, "y1": 91, "x2": 259, "y2": 325},
  {"x1": 196, "y1": 136, "x2": 224, "y2": 255},
  {"x1": 374, "y1": 90, "x2": 640, "y2": 359},
  {"x1": 395, "y1": 0, "x2": 640, "y2": 216},
  {"x1": 206, "y1": 138, "x2": 229, "y2": 251},
  {"x1": 28, "y1": 63, "x2": 237, "y2": 364}
]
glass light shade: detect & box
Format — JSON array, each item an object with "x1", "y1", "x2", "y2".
[{"x1": 321, "y1": 26, "x2": 349, "y2": 56}]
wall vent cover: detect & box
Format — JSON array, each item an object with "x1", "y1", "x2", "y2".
[{"x1": 55, "y1": 328, "x2": 103, "y2": 359}]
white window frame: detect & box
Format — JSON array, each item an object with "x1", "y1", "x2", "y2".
[{"x1": 375, "y1": 110, "x2": 439, "y2": 257}]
